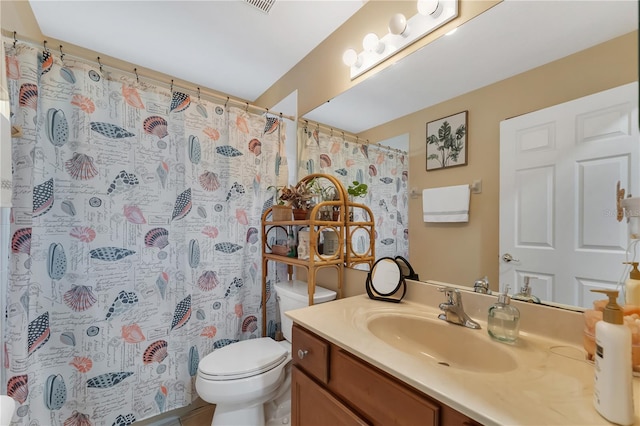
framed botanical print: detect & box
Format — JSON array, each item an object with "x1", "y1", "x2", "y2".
[{"x1": 426, "y1": 110, "x2": 468, "y2": 171}]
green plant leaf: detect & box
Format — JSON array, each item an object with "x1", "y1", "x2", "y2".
[{"x1": 438, "y1": 121, "x2": 452, "y2": 142}]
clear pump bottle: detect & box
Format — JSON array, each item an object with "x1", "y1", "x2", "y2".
[{"x1": 488, "y1": 286, "x2": 520, "y2": 343}]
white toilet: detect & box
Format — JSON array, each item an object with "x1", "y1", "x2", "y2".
[{"x1": 195, "y1": 280, "x2": 337, "y2": 425}]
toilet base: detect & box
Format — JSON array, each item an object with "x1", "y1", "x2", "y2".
[
  {"x1": 212, "y1": 404, "x2": 264, "y2": 426},
  {"x1": 265, "y1": 399, "x2": 291, "y2": 426}
]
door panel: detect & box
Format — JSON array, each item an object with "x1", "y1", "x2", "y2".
[{"x1": 516, "y1": 165, "x2": 554, "y2": 247}]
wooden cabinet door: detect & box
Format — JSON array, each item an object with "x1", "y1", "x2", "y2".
[
  {"x1": 292, "y1": 365, "x2": 370, "y2": 426},
  {"x1": 329, "y1": 347, "x2": 439, "y2": 426}
]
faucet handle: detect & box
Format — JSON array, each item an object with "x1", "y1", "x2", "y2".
[
  {"x1": 473, "y1": 276, "x2": 491, "y2": 294},
  {"x1": 438, "y1": 287, "x2": 460, "y2": 304}
]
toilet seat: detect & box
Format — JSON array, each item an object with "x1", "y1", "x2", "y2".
[{"x1": 198, "y1": 337, "x2": 288, "y2": 381}]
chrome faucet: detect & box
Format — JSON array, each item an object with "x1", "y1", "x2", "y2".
[
  {"x1": 437, "y1": 287, "x2": 481, "y2": 329},
  {"x1": 473, "y1": 276, "x2": 491, "y2": 294},
  {"x1": 512, "y1": 275, "x2": 541, "y2": 303}
]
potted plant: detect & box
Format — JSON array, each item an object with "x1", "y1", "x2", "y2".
[
  {"x1": 277, "y1": 182, "x2": 314, "y2": 220},
  {"x1": 347, "y1": 180, "x2": 368, "y2": 199},
  {"x1": 267, "y1": 185, "x2": 293, "y2": 221},
  {"x1": 321, "y1": 186, "x2": 342, "y2": 221},
  {"x1": 308, "y1": 179, "x2": 340, "y2": 221},
  {"x1": 347, "y1": 181, "x2": 368, "y2": 221}
]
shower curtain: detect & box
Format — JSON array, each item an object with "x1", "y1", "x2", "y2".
[
  {"x1": 297, "y1": 127, "x2": 409, "y2": 261},
  {"x1": 3, "y1": 42, "x2": 286, "y2": 425}
]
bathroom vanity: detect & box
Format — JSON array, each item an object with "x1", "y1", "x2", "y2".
[
  {"x1": 291, "y1": 324, "x2": 481, "y2": 425},
  {"x1": 287, "y1": 282, "x2": 640, "y2": 426}
]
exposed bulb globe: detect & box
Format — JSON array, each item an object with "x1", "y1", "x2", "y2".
[
  {"x1": 342, "y1": 49, "x2": 360, "y2": 67},
  {"x1": 388, "y1": 13, "x2": 408, "y2": 36},
  {"x1": 363, "y1": 33, "x2": 384, "y2": 54},
  {"x1": 417, "y1": 0, "x2": 442, "y2": 17}
]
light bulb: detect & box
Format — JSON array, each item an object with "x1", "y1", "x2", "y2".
[
  {"x1": 417, "y1": 0, "x2": 442, "y2": 17},
  {"x1": 388, "y1": 13, "x2": 409, "y2": 36},
  {"x1": 363, "y1": 33, "x2": 384, "y2": 54},
  {"x1": 342, "y1": 49, "x2": 361, "y2": 67}
]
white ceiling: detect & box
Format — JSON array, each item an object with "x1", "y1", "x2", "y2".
[
  {"x1": 28, "y1": 1, "x2": 638, "y2": 135},
  {"x1": 305, "y1": 0, "x2": 639, "y2": 133},
  {"x1": 28, "y1": 0, "x2": 365, "y2": 101}
]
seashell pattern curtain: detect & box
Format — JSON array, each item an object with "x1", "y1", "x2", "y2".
[
  {"x1": 297, "y1": 127, "x2": 409, "y2": 261},
  {"x1": 3, "y1": 42, "x2": 286, "y2": 425}
]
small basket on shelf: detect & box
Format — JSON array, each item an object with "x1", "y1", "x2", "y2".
[{"x1": 271, "y1": 244, "x2": 289, "y2": 256}]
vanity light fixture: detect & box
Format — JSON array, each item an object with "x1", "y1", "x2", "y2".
[{"x1": 343, "y1": 0, "x2": 458, "y2": 80}]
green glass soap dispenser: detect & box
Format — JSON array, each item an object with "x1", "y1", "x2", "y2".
[{"x1": 488, "y1": 286, "x2": 520, "y2": 343}]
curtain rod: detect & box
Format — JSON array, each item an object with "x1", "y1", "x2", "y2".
[
  {"x1": 3, "y1": 31, "x2": 295, "y2": 121},
  {"x1": 299, "y1": 118, "x2": 407, "y2": 154}
]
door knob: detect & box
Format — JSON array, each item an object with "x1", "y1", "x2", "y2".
[
  {"x1": 297, "y1": 349, "x2": 308, "y2": 359},
  {"x1": 501, "y1": 253, "x2": 519, "y2": 263}
]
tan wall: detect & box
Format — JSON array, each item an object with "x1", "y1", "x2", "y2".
[{"x1": 358, "y1": 31, "x2": 639, "y2": 291}]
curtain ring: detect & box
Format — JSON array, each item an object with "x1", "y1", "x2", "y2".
[
  {"x1": 97, "y1": 57, "x2": 103, "y2": 74},
  {"x1": 224, "y1": 97, "x2": 229, "y2": 108},
  {"x1": 43, "y1": 40, "x2": 49, "y2": 52},
  {"x1": 13, "y1": 31, "x2": 17, "y2": 48},
  {"x1": 279, "y1": 112, "x2": 283, "y2": 123},
  {"x1": 245, "y1": 102, "x2": 249, "y2": 112},
  {"x1": 170, "y1": 79, "x2": 174, "y2": 93},
  {"x1": 330, "y1": 128, "x2": 333, "y2": 137},
  {"x1": 197, "y1": 88, "x2": 201, "y2": 101},
  {"x1": 59, "y1": 45, "x2": 65, "y2": 62},
  {"x1": 134, "y1": 68, "x2": 139, "y2": 83}
]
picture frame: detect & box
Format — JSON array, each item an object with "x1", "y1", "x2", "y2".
[{"x1": 426, "y1": 110, "x2": 468, "y2": 171}]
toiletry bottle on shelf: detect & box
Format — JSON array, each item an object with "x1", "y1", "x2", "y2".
[
  {"x1": 591, "y1": 289, "x2": 634, "y2": 426},
  {"x1": 623, "y1": 261, "x2": 640, "y2": 306},
  {"x1": 487, "y1": 285, "x2": 520, "y2": 343}
]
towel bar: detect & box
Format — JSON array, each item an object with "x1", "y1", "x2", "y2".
[{"x1": 410, "y1": 179, "x2": 482, "y2": 198}]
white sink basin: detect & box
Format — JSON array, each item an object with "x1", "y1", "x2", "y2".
[{"x1": 366, "y1": 312, "x2": 518, "y2": 373}]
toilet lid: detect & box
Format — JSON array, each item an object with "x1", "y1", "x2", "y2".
[{"x1": 198, "y1": 337, "x2": 288, "y2": 380}]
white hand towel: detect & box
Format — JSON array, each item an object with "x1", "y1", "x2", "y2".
[{"x1": 422, "y1": 185, "x2": 470, "y2": 222}]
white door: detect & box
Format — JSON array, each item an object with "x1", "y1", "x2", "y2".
[{"x1": 500, "y1": 82, "x2": 638, "y2": 308}]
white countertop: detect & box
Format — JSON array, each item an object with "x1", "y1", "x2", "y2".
[{"x1": 286, "y1": 294, "x2": 640, "y2": 426}]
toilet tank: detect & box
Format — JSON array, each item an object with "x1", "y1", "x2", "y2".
[{"x1": 274, "y1": 280, "x2": 336, "y2": 342}]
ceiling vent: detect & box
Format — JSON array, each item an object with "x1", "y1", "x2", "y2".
[{"x1": 244, "y1": 0, "x2": 276, "y2": 14}]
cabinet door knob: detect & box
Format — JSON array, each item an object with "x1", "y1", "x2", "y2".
[{"x1": 297, "y1": 349, "x2": 308, "y2": 359}]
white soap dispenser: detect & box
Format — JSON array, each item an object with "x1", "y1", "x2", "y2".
[
  {"x1": 591, "y1": 289, "x2": 634, "y2": 425},
  {"x1": 487, "y1": 285, "x2": 520, "y2": 343}
]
